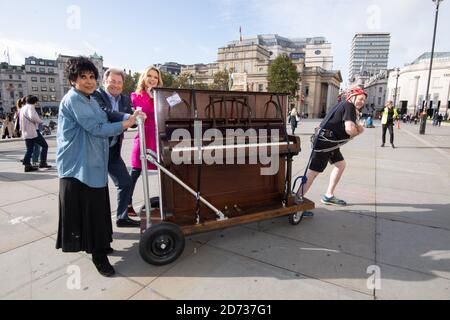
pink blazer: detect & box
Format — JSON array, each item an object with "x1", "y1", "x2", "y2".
[{"x1": 130, "y1": 91, "x2": 157, "y2": 170}]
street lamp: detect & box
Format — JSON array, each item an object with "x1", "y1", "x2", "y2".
[
  {"x1": 420, "y1": 0, "x2": 444, "y2": 135},
  {"x1": 393, "y1": 67, "x2": 400, "y2": 109}
]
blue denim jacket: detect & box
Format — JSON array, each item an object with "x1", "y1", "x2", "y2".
[{"x1": 56, "y1": 88, "x2": 124, "y2": 188}]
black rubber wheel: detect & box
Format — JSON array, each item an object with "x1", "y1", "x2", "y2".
[
  {"x1": 139, "y1": 222, "x2": 185, "y2": 266},
  {"x1": 288, "y1": 212, "x2": 303, "y2": 225}
]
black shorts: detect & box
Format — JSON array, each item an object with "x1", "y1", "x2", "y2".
[{"x1": 309, "y1": 148, "x2": 345, "y2": 173}]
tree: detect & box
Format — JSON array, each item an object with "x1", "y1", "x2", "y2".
[
  {"x1": 172, "y1": 73, "x2": 191, "y2": 89},
  {"x1": 209, "y1": 69, "x2": 230, "y2": 91},
  {"x1": 161, "y1": 72, "x2": 174, "y2": 88},
  {"x1": 123, "y1": 71, "x2": 140, "y2": 96},
  {"x1": 193, "y1": 82, "x2": 209, "y2": 90},
  {"x1": 169, "y1": 72, "x2": 212, "y2": 90},
  {"x1": 267, "y1": 54, "x2": 300, "y2": 99}
]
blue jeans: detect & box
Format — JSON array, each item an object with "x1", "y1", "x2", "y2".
[
  {"x1": 24, "y1": 131, "x2": 48, "y2": 166},
  {"x1": 108, "y1": 144, "x2": 133, "y2": 220},
  {"x1": 32, "y1": 144, "x2": 41, "y2": 163},
  {"x1": 129, "y1": 168, "x2": 142, "y2": 207}
]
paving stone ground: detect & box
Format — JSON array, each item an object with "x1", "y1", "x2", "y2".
[{"x1": 0, "y1": 120, "x2": 449, "y2": 300}]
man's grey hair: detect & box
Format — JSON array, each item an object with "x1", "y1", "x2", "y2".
[{"x1": 103, "y1": 68, "x2": 126, "y2": 82}]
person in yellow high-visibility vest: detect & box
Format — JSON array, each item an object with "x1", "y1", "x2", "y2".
[{"x1": 381, "y1": 101, "x2": 399, "y2": 148}]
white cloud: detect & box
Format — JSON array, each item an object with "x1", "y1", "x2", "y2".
[
  {"x1": 215, "y1": 0, "x2": 260, "y2": 29},
  {"x1": 2, "y1": 0, "x2": 448, "y2": 85},
  {"x1": 245, "y1": 0, "x2": 450, "y2": 85},
  {"x1": 83, "y1": 41, "x2": 100, "y2": 54}
]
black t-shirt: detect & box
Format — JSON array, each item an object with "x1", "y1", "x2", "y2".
[{"x1": 320, "y1": 102, "x2": 357, "y2": 140}]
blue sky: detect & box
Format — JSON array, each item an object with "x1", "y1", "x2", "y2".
[{"x1": 1, "y1": 0, "x2": 449, "y2": 86}]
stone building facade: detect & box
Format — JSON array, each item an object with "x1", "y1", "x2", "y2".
[
  {"x1": 386, "y1": 52, "x2": 450, "y2": 116},
  {"x1": 362, "y1": 70, "x2": 389, "y2": 115},
  {"x1": 0, "y1": 63, "x2": 27, "y2": 113},
  {"x1": 24, "y1": 57, "x2": 60, "y2": 112},
  {"x1": 0, "y1": 53, "x2": 104, "y2": 114},
  {"x1": 180, "y1": 34, "x2": 342, "y2": 117}
]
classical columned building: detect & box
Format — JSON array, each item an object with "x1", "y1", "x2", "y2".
[
  {"x1": 386, "y1": 52, "x2": 450, "y2": 116},
  {"x1": 301, "y1": 67, "x2": 342, "y2": 118},
  {"x1": 180, "y1": 34, "x2": 342, "y2": 118},
  {"x1": 182, "y1": 63, "x2": 219, "y2": 86}
]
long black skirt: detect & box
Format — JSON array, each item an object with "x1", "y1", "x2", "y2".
[{"x1": 56, "y1": 178, "x2": 113, "y2": 254}]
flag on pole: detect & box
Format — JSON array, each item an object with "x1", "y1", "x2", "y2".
[
  {"x1": 239, "y1": 26, "x2": 243, "y2": 42},
  {"x1": 6, "y1": 47, "x2": 10, "y2": 64}
]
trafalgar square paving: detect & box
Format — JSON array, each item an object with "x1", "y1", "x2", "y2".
[{"x1": 0, "y1": 119, "x2": 449, "y2": 300}]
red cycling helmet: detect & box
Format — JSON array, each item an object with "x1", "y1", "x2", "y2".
[{"x1": 346, "y1": 88, "x2": 368, "y2": 101}]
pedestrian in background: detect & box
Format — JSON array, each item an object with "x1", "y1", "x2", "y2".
[
  {"x1": 437, "y1": 114, "x2": 443, "y2": 127},
  {"x1": 19, "y1": 95, "x2": 52, "y2": 172},
  {"x1": 13, "y1": 97, "x2": 26, "y2": 138},
  {"x1": 32, "y1": 123, "x2": 43, "y2": 166},
  {"x1": 1, "y1": 114, "x2": 14, "y2": 139},
  {"x1": 432, "y1": 112, "x2": 439, "y2": 126},
  {"x1": 289, "y1": 107, "x2": 299, "y2": 135},
  {"x1": 381, "y1": 101, "x2": 399, "y2": 149}
]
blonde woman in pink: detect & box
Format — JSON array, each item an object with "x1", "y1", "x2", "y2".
[{"x1": 128, "y1": 66, "x2": 163, "y2": 216}]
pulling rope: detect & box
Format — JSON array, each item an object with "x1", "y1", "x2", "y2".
[
  {"x1": 292, "y1": 128, "x2": 320, "y2": 201},
  {"x1": 312, "y1": 130, "x2": 352, "y2": 153}
]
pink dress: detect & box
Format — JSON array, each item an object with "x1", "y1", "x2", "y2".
[{"x1": 130, "y1": 91, "x2": 157, "y2": 170}]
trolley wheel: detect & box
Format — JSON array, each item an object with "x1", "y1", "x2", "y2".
[
  {"x1": 139, "y1": 222, "x2": 185, "y2": 266},
  {"x1": 288, "y1": 212, "x2": 304, "y2": 225}
]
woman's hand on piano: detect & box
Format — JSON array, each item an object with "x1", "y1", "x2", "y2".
[
  {"x1": 123, "y1": 110, "x2": 146, "y2": 130},
  {"x1": 133, "y1": 109, "x2": 147, "y2": 121},
  {"x1": 123, "y1": 110, "x2": 148, "y2": 129},
  {"x1": 123, "y1": 116, "x2": 136, "y2": 130}
]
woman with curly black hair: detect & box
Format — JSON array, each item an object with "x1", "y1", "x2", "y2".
[{"x1": 55, "y1": 56, "x2": 142, "y2": 277}]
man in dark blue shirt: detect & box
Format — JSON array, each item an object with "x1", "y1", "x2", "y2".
[{"x1": 93, "y1": 69, "x2": 140, "y2": 228}]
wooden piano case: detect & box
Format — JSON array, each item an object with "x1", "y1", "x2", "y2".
[{"x1": 138, "y1": 88, "x2": 314, "y2": 265}]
